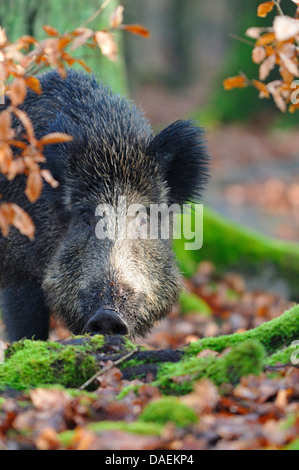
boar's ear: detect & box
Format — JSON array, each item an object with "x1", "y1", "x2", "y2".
[{"x1": 148, "y1": 120, "x2": 209, "y2": 205}]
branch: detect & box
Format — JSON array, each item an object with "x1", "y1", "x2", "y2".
[{"x1": 78, "y1": 345, "x2": 140, "y2": 390}]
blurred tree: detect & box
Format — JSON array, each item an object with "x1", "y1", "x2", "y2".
[{"x1": 0, "y1": 0, "x2": 127, "y2": 94}]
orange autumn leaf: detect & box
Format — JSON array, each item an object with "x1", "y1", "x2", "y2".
[
  {"x1": 289, "y1": 102, "x2": 299, "y2": 113},
  {"x1": 223, "y1": 76, "x2": 247, "y2": 90},
  {"x1": 39, "y1": 132, "x2": 74, "y2": 147},
  {"x1": 25, "y1": 171, "x2": 43, "y2": 203},
  {"x1": 121, "y1": 24, "x2": 150, "y2": 38},
  {"x1": 252, "y1": 79, "x2": 270, "y2": 98},
  {"x1": 0, "y1": 202, "x2": 35, "y2": 239},
  {"x1": 13, "y1": 108, "x2": 36, "y2": 144},
  {"x1": 43, "y1": 25, "x2": 59, "y2": 37},
  {"x1": 257, "y1": 1, "x2": 275, "y2": 18},
  {"x1": 25, "y1": 76, "x2": 42, "y2": 94},
  {"x1": 9, "y1": 78, "x2": 27, "y2": 107},
  {"x1": 256, "y1": 32, "x2": 276, "y2": 46},
  {"x1": 76, "y1": 58, "x2": 92, "y2": 73},
  {"x1": 70, "y1": 28, "x2": 93, "y2": 51},
  {"x1": 0, "y1": 110, "x2": 13, "y2": 141},
  {"x1": 41, "y1": 169, "x2": 59, "y2": 188}
]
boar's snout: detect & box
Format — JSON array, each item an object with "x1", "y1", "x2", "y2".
[{"x1": 86, "y1": 310, "x2": 128, "y2": 336}]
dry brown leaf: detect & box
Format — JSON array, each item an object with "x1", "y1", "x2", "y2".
[
  {"x1": 0, "y1": 203, "x2": 35, "y2": 239},
  {"x1": 0, "y1": 110, "x2": 13, "y2": 141},
  {"x1": 267, "y1": 80, "x2": 287, "y2": 112},
  {"x1": 0, "y1": 27, "x2": 7, "y2": 47},
  {"x1": 30, "y1": 388, "x2": 71, "y2": 411},
  {"x1": 13, "y1": 108, "x2": 35, "y2": 144},
  {"x1": 41, "y1": 169, "x2": 59, "y2": 188},
  {"x1": 279, "y1": 53, "x2": 299, "y2": 77},
  {"x1": 0, "y1": 143, "x2": 13, "y2": 173},
  {"x1": 252, "y1": 79, "x2": 270, "y2": 98},
  {"x1": 252, "y1": 46, "x2": 266, "y2": 64},
  {"x1": 256, "y1": 32, "x2": 275, "y2": 46},
  {"x1": 39, "y1": 132, "x2": 73, "y2": 147},
  {"x1": 9, "y1": 78, "x2": 27, "y2": 107},
  {"x1": 273, "y1": 16, "x2": 299, "y2": 41},
  {"x1": 95, "y1": 31, "x2": 118, "y2": 61},
  {"x1": 246, "y1": 27, "x2": 267, "y2": 39},
  {"x1": 259, "y1": 54, "x2": 276, "y2": 81},
  {"x1": 110, "y1": 6, "x2": 124, "y2": 28},
  {"x1": 70, "y1": 28, "x2": 93, "y2": 51},
  {"x1": 76, "y1": 58, "x2": 92, "y2": 73},
  {"x1": 181, "y1": 379, "x2": 219, "y2": 414},
  {"x1": 121, "y1": 24, "x2": 150, "y2": 37},
  {"x1": 25, "y1": 76, "x2": 42, "y2": 94},
  {"x1": 36, "y1": 427, "x2": 60, "y2": 450},
  {"x1": 25, "y1": 171, "x2": 43, "y2": 203},
  {"x1": 43, "y1": 25, "x2": 59, "y2": 37}
]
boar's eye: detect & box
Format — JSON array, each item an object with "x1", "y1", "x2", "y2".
[{"x1": 81, "y1": 212, "x2": 93, "y2": 230}]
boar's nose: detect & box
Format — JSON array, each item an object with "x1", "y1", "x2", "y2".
[{"x1": 86, "y1": 310, "x2": 128, "y2": 335}]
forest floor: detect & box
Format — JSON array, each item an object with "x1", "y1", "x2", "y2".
[{"x1": 0, "y1": 262, "x2": 299, "y2": 450}]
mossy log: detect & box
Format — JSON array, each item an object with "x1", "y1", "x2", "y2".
[
  {"x1": 1, "y1": 304, "x2": 298, "y2": 394},
  {"x1": 174, "y1": 208, "x2": 299, "y2": 300}
]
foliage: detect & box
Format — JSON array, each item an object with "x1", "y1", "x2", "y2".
[{"x1": 224, "y1": 0, "x2": 299, "y2": 114}]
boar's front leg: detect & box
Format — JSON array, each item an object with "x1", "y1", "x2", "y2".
[{"x1": 1, "y1": 282, "x2": 50, "y2": 342}]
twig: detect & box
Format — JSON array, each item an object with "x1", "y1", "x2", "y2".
[
  {"x1": 264, "y1": 363, "x2": 299, "y2": 372},
  {"x1": 81, "y1": 0, "x2": 113, "y2": 28},
  {"x1": 273, "y1": 0, "x2": 284, "y2": 16},
  {"x1": 79, "y1": 345, "x2": 140, "y2": 390},
  {"x1": 239, "y1": 71, "x2": 255, "y2": 88},
  {"x1": 228, "y1": 33, "x2": 254, "y2": 47}
]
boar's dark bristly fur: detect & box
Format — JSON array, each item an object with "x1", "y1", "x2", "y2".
[{"x1": 0, "y1": 70, "x2": 209, "y2": 341}]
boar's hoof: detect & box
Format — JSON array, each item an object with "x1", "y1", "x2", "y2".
[{"x1": 86, "y1": 310, "x2": 128, "y2": 336}]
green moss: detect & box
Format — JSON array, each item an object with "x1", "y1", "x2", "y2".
[
  {"x1": 139, "y1": 397, "x2": 197, "y2": 427},
  {"x1": 0, "y1": 339, "x2": 98, "y2": 391},
  {"x1": 58, "y1": 420, "x2": 164, "y2": 447},
  {"x1": 187, "y1": 304, "x2": 299, "y2": 356},
  {"x1": 157, "y1": 340, "x2": 265, "y2": 394},
  {"x1": 174, "y1": 207, "x2": 299, "y2": 300},
  {"x1": 266, "y1": 346, "x2": 294, "y2": 366},
  {"x1": 77, "y1": 335, "x2": 104, "y2": 353},
  {"x1": 179, "y1": 291, "x2": 211, "y2": 316},
  {"x1": 284, "y1": 438, "x2": 299, "y2": 450},
  {"x1": 214, "y1": 340, "x2": 265, "y2": 385},
  {"x1": 122, "y1": 337, "x2": 143, "y2": 351},
  {"x1": 116, "y1": 384, "x2": 142, "y2": 400},
  {"x1": 88, "y1": 420, "x2": 164, "y2": 435}
]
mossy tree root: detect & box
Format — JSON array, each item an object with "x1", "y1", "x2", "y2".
[
  {"x1": 0, "y1": 304, "x2": 298, "y2": 393},
  {"x1": 174, "y1": 208, "x2": 299, "y2": 300}
]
